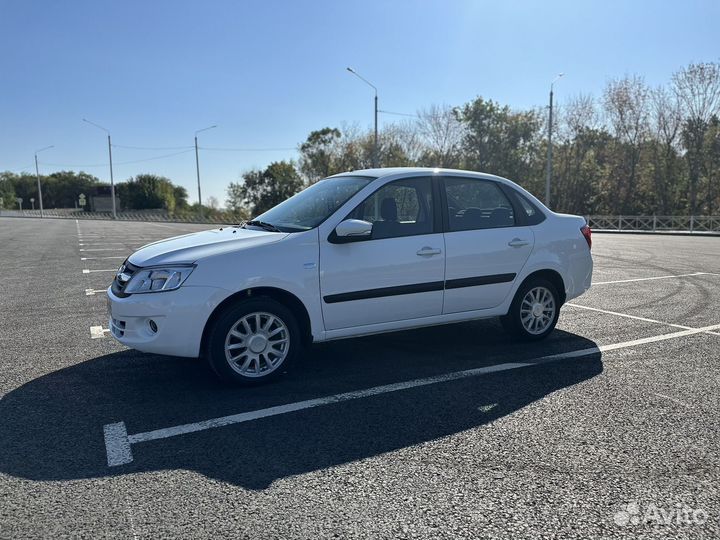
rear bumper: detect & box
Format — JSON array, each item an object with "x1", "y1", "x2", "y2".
[
  {"x1": 565, "y1": 251, "x2": 593, "y2": 301},
  {"x1": 106, "y1": 285, "x2": 229, "y2": 357}
]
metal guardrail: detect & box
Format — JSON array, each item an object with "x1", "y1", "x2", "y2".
[
  {"x1": 2, "y1": 209, "x2": 719, "y2": 233},
  {"x1": 586, "y1": 215, "x2": 720, "y2": 233}
]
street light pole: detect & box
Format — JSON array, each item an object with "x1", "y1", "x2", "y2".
[
  {"x1": 347, "y1": 67, "x2": 379, "y2": 168},
  {"x1": 83, "y1": 118, "x2": 117, "y2": 219},
  {"x1": 194, "y1": 125, "x2": 217, "y2": 220},
  {"x1": 544, "y1": 73, "x2": 564, "y2": 208},
  {"x1": 374, "y1": 93, "x2": 378, "y2": 168},
  {"x1": 107, "y1": 134, "x2": 116, "y2": 218},
  {"x1": 34, "y1": 145, "x2": 54, "y2": 218}
]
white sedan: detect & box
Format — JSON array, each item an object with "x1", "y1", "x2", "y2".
[{"x1": 107, "y1": 168, "x2": 593, "y2": 384}]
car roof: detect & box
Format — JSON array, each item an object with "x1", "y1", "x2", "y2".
[{"x1": 331, "y1": 167, "x2": 510, "y2": 183}]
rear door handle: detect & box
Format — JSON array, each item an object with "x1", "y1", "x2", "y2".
[
  {"x1": 508, "y1": 238, "x2": 530, "y2": 248},
  {"x1": 417, "y1": 247, "x2": 442, "y2": 257}
]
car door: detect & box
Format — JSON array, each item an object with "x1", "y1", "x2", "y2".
[
  {"x1": 441, "y1": 176, "x2": 534, "y2": 314},
  {"x1": 319, "y1": 176, "x2": 445, "y2": 331}
]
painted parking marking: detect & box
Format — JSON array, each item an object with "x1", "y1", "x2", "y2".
[
  {"x1": 81, "y1": 256, "x2": 126, "y2": 261},
  {"x1": 86, "y1": 288, "x2": 107, "y2": 296},
  {"x1": 103, "y1": 321, "x2": 720, "y2": 467},
  {"x1": 653, "y1": 392, "x2": 693, "y2": 409},
  {"x1": 566, "y1": 303, "x2": 720, "y2": 336},
  {"x1": 78, "y1": 234, "x2": 161, "y2": 238},
  {"x1": 83, "y1": 268, "x2": 117, "y2": 274},
  {"x1": 593, "y1": 272, "x2": 719, "y2": 285},
  {"x1": 90, "y1": 326, "x2": 110, "y2": 339},
  {"x1": 79, "y1": 248, "x2": 127, "y2": 252},
  {"x1": 79, "y1": 242, "x2": 130, "y2": 245}
]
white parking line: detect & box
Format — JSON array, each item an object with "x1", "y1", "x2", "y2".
[
  {"x1": 103, "y1": 321, "x2": 720, "y2": 467},
  {"x1": 593, "y1": 272, "x2": 719, "y2": 285},
  {"x1": 653, "y1": 392, "x2": 693, "y2": 409},
  {"x1": 79, "y1": 242, "x2": 134, "y2": 246},
  {"x1": 79, "y1": 248, "x2": 127, "y2": 252},
  {"x1": 86, "y1": 288, "x2": 107, "y2": 296},
  {"x1": 81, "y1": 256, "x2": 126, "y2": 261},
  {"x1": 83, "y1": 268, "x2": 116, "y2": 274},
  {"x1": 90, "y1": 326, "x2": 110, "y2": 339},
  {"x1": 565, "y1": 303, "x2": 720, "y2": 337}
]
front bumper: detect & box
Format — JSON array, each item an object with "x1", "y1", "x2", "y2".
[{"x1": 106, "y1": 285, "x2": 230, "y2": 357}]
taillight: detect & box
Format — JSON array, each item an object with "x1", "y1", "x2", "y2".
[{"x1": 580, "y1": 225, "x2": 592, "y2": 249}]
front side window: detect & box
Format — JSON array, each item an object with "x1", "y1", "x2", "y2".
[
  {"x1": 349, "y1": 177, "x2": 434, "y2": 239},
  {"x1": 254, "y1": 175, "x2": 373, "y2": 231},
  {"x1": 444, "y1": 178, "x2": 515, "y2": 231}
]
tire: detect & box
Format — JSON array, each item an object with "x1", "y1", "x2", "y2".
[
  {"x1": 206, "y1": 296, "x2": 302, "y2": 385},
  {"x1": 500, "y1": 278, "x2": 560, "y2": 341}
]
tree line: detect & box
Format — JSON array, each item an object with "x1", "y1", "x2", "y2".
[
  {"x1": 2, "y1": 61, "x2": 718, "y2": 219},
  {"x1": 233, "y1": 61, "x2": 720, "y2": 217},
  {"x1": 0, "y1": 171, "x2": 199, "y2": 215}
]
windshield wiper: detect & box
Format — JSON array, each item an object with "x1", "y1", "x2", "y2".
[{"x1": 243, "y1": 220, "x2": 282, "y2": 232}]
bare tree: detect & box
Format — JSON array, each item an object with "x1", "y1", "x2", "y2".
[
  {"x1": 560, "y1": 94, "x2": 600, "y2": 141},
  {"x1": 650, "y1": 86, "x2": 683, "y2": 213},
  {"x1": 603, "y1": 75, "x2": 650, "y2": 212},
  {"x1": 392, "y1": 120, "x2": 426, "y2": 165},
  {"x1": 672, "y1": 62, "x2": 720, "y2": 214},
  {"x1": 414, "y1": 104, "x2": 464, "y2": 168},
  {"x1": 206, "y1": 195, "x2": 220, "y2": 210},
  {"x1": 554, "y1": 95, "x2": 604, "y2": 213}
]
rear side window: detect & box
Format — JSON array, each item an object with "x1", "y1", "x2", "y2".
[
  {"x1": 514, "y1": 192, "x2": 546, "y2": 225},
  {"x1": 443, "y1": 178, "x2": 515, "y2": 231}
]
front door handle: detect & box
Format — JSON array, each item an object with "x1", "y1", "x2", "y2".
[
  {"x1": 417, "y1": 247, "x2": 442, "y2": 257},
  {"x1": 508, "y1": 238, "x2": 530, "y2": 248}
]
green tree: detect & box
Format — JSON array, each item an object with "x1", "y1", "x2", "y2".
[
  {"x1": 299, "y1": 128, "x2": 344, "y2": 182},
  {"x1": 173, "y1": 185, "x2": 189, "y2": 210},
  {"x1": 702, "y1": 115, "x2": 720, "y2": 214},
  {"x1": 44, "y1": 171, "x2": 102, "y2": 208},
  {"x1": 116, "y1": 174, "x2": 178, "y2": 212},
  {"x1": 455, "y1": 97, "x2": 544, "y2": 192},
  {"x1": 0, "y1": 173, "x2": 17, "y2": 208},
  {"x1": 228, "y1": 161, "x2": 303, "y2": 216}
]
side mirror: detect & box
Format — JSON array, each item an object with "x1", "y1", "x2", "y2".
[{"x1": 332, "y1": 219, "x2": 373, "y2": 243}]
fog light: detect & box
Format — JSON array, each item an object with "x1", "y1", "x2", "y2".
[{"x1": 148, "y1": 319, "x2": 158, "y2": 333}]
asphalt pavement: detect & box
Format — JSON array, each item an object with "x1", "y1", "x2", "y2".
[{"x1": 0, "y1": 216, "x2": 718, "y2": 539}]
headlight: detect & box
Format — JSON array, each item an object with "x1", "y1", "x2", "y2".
[{"x1": 123, "y1": 265, "x2": 195, "y2": 294}]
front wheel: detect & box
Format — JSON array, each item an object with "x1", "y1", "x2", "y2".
[
  {"x1": 500, "y1": 278, "x2": 560, "y2": 341},
  {"x1": 206, "y1": 297, "x2": 301, "y2": 385}
]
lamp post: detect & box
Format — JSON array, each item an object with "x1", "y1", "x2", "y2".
[
  {"x1": 83, "y1": 119, "x2": 117, "y2": 218},
  {"x1": 544, "y1": 73, "x2": 564, "y2": 208},
  {"x1": 34, "y1": 145, "x2": 54, "y2": 218},
  {"x1": 194, "y1": 125, "x2": 217, "y2": 219},
  {"x1": 346, "y1": 67, "x2": 378, "y2": 168}
]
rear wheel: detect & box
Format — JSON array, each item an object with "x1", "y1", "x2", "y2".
[
  {"x1": 207, "y1": 297, "x2": 301, "y2": 385},
  {"x1": 500, "y1": 278, "x2": 560, "y2": 341}
]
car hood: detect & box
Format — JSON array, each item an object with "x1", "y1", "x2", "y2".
[{"x1": 127, "y1": 227, "x2": 288, "y2": 267}]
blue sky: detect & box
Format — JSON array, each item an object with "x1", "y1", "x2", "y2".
[{"x1": 1, "y1": 0, "x2": 718, "y2": 205}]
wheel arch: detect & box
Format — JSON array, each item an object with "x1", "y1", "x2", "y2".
[
  {"x1": 200, "y1": 286, "x2": 314, "y2": 356},
  {"x1": 518, "y1": 269, "x2": 567, "y2": 305}
]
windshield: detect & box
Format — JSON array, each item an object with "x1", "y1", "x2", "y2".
[{"x1": 251, "y1": 175, "x2": 374, "y2": 232}]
